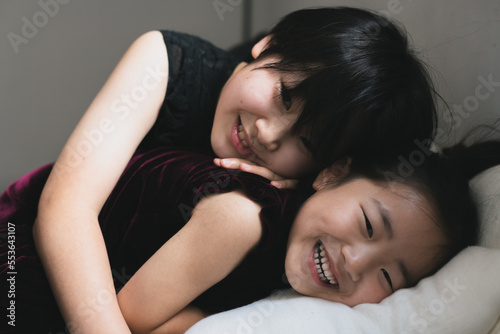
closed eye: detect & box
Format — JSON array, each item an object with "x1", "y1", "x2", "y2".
[
  {"x1": 280, "y1": 82, "x2": 292, "y2": 110},
  {"x1": 381, "y1": 269, "x2": 394, "y2": 292},
  {"x1": 364, "y1": 212, "x2": 373, "y2": 238},
  {"x1": 299, "y1": 136, "x2": 313, "y2": 152}
]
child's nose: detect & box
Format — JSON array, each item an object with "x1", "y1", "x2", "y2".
[
  {"x1": 342, "y1": 244, "x2": 375, "y2": 282},
  {"x1": 255, "y1": 117, "x2": 288, "y2": 151}
]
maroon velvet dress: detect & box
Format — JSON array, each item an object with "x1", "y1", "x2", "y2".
[{"x1": 0, "y1": 148, "x2": 299, "y2": 333}]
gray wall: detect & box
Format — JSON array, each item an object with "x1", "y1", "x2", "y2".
[{"x1": 1, "y1": 0, "x2": 499, "y2": 191}]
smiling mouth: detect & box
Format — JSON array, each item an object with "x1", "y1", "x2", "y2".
[
  {"x1": 231, "y1": 117, "x2": 254, "y2": 157},
  {"x1": 314, "y1": 241, "x2": 338, "y2": 286},
  {"x1": 238, "y1": 124, "x2": 250, "y2": 149}
]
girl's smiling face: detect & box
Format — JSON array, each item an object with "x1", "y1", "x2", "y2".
[
  {"x1": 211, "y1": 37, "x2": 317, "y2": 179},
  {"x1": 285, "y1": 177, "x2": 446, "y2": 306}
]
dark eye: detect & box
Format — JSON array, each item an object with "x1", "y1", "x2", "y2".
[
  {"x1": 280, "y1": 82, "x2": 292, "y2": 110},
  {"x1": 381, "y1": 269, "x2": 394, "y2": 291},
  {"x1": 364, "y1": 212, "x2": 373, "y2": 238},
  {"x1": 300, "y1": 136, "x2": 313, "y2": 152}
]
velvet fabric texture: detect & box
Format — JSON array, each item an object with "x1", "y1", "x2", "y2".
[{"x1": 0, "y1": 148, "x2": 299, "y2": 333}]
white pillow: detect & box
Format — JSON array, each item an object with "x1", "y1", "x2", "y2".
[
  {"x1": 187, "y1": 166, "x2": 500, "y2": 334},
  {"x1": 472, "y1": 165, "x2": 500, "y2": 249}
]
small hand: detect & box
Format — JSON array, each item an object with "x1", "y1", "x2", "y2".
[{"x1": 213, "y1": 158, "x2": 298, "y2": 189}]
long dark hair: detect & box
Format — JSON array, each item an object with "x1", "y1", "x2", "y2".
[{"x1": 257, "y1": 7, "x2": 438, "y2": 168}]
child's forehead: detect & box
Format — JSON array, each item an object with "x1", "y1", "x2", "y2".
[
  {"x1": 347, "y1": 178, "x2": 435, "y2": 218},
  {"x1": 372, "y1": 181, "x2": 442, "y2": 237},
  {"x1": 379, "y1": 181, "x2": 433, "y2": 212},
  {"x1": 370, "y1": 178, "x2": 421, "y2": 197},
  {"x1": 254, "y1": 56, "x2": 310, "y2": 78}
]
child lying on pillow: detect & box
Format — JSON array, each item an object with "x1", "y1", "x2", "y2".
[
  {"x1": 1, "y1": 140, "x2": 499, "y2": 333},
  {"x1": 187, "y1": 164, "x2": 500, "y2": 334},
  {"x1": 23, "y1": 6, "x2": 442, "y2": 333}
]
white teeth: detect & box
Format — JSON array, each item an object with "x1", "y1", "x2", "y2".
[
  {"x1": 238, "y1": 125, "x2": 250, "y2": 148},
  {"x1": 314, "y1": 242, "x2": 338, "y2": 286}
]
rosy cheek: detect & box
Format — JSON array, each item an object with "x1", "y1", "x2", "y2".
[
  {"x1": 362, "y1": 287, "x2": 390, "y2": 304},
  {"x1": 280, "y1": 146, "x2": 311, "y2": 166},
  {"x1": 344, "y1": 283, "x2": 390, "y2": 306}
]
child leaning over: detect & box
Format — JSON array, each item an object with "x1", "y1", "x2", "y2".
[{"x1": 32, "y1": 7, "x2": 440, "y2": 333}]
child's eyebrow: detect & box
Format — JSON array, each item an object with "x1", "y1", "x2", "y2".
[{"x1": 371, "y1": 198, "x2": 393, "y2": 239}]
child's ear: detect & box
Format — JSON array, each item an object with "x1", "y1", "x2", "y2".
[
  {"x1": 313, "y1": 158, "x2": 352, "y2": 191},
  {"x1": 251, "y1": 35, "x2": 272, "y2": 59}
]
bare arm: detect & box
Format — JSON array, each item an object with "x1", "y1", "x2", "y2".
[
  {"x1": 117, "y1": 191, "x2": 263, "y2": 333},
  {"x1": 147, "y1": 306, "x2": 208, "y2": 334},
  {"x1": 32, "y1": 30, "x2": 168, "y2": 333}
]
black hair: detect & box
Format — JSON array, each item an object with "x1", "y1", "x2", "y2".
[
  {"x1": 341, "y1": 139, "x2": 500, "y2": 285},
  {"x1": 256, "y1": 7, "x2": 438, "y2": 169}
]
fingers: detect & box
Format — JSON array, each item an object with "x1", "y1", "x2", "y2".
[
  {"x1": 213, "y1": 158, "x2": 246, "y2": 169},
  {"x1": 214, "y1": 158, "x2": 277, "y2": 178},
  {"x1": 213, "y1": 158, "x2": 299, "y2": 189},
  {"x1": 271, "y1": 179, "x2": 299, "y2": 189},
  {"x1": 239, "y1": 162, "x2": 275, "y2": 177}
]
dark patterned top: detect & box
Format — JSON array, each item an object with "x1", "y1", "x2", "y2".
[{"x1": 139, "y1": 30, "x2": 241, "y2": 155}]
